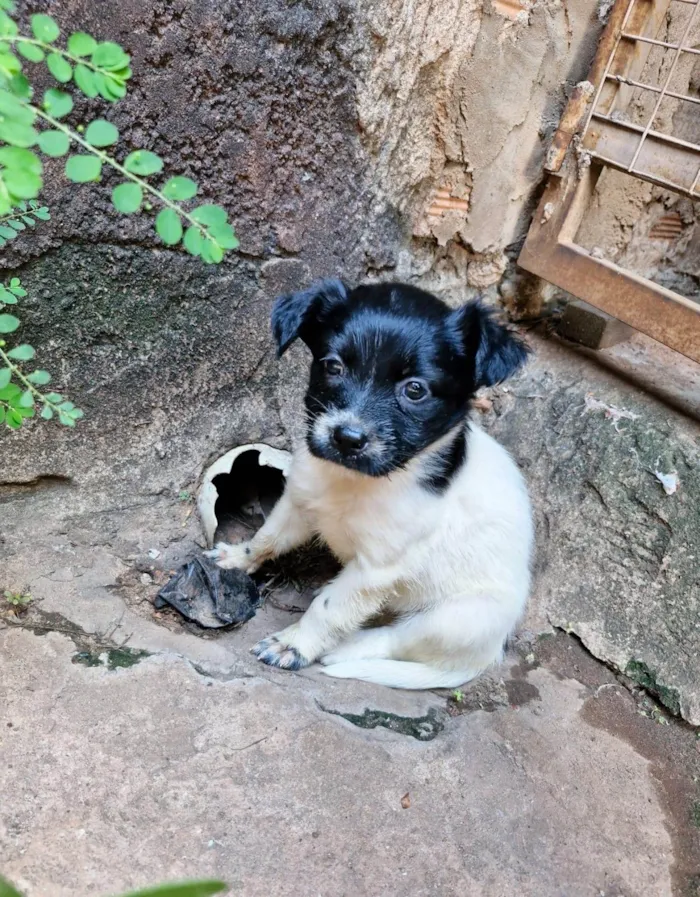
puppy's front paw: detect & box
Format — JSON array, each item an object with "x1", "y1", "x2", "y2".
[
  {"x1": 204, "y1": 541, "x2": 255, "y2": 572},
  {"x1": 252, "y1": 630, "x2": 311, "y2": 671},
  {"x1": 252, "y1": 636, "x2": 310, "y2": 671}
]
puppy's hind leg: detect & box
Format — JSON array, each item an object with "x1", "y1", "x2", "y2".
[
  {"x1": 320, "y1": 617, "x2": 484, "y2": 689},
  {"x1": 321, "y1": 595, "x2": 515, "y2": 689},
  {"x1": 205, "y1": 487, "x2": 312, "y2": 573},
  {"x1": 320, "y1": 626, "x2": 396, "y2": 666}
]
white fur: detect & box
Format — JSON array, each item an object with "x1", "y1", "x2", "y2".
[{"x1": 207, "y1": 423, "x2": 533, "y2": 689}]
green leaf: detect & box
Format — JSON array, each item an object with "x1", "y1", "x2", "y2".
[
  {"x1": 0, "y1": 12, "x2": 17, "y2": 39},
  {"x1": 209, "y1": 222, "x2": 239, "y2": 250},
  {"x1": 0, "y1": 146, "x2": 40, "y2": 172},
  {"x1": 65, "y1": 154, "x2": 101, "y2": 183},
  {"x1": 0, "y1": 287, "x2": 16, "y2": 302},
  {"x1": 0, "y1": 50, "x2": 20, "y2": 77},
  {"x1": 5, "y1": 407, "x2": 21, "y2": 428},
  {"x1": 191, "y1": 204, "x2": 227, "y2": 227},
  {"x1": 155, "y1": 208, "x2": 183, "y2": 245},
  {"x1": 117, "y1": 881, "x2": 229, "y2": 897},
  {"x1": 0, "y1": 120, "x2": 37, "y2": 147},
  {"x1": 162, "y1": 176, "x2": 197, "y2": 201},
  {"x1": 67, "y1": 32, "x2": 96, "y2": 57},
  {"x1": 32, "y1": 205, "x2": 50, "y2": 220},
  {"x1": 93, "y1": 71, "x2": 126, "y2": 102},
  {"x1": 103, "y1": 75, "x2": 126, "y2": 100},
  {"x1": 123, "y1": 150, "x2": 163, "y2": 176},
  {"x1": 27, "y1": 369, "x2": 50, "y2": 385},
  {"x1": 73, "y1": 64, "x2": 97, "y2": 98},
  {"x1": 3, "y1": 167, "x2": 41, "y2": 199},
  {"x1": 7, "y1": 343, "x2": 34, "y2": 360},
  {"x1": 91, "y1": 41, "x2": 129, "y2": 70},
  {"x1": 200, "y1": 238, "x2": 225, "y2": 264},
  {"x1": 183, "y1": 226, "x2": 202, "y2": 256},
  {"x1": 70, "y1": 408, "x2": 84, "y2": 420},
  {"x1": 18, "y1": 388, "x2": 33, "y2": 407},
  {"x1": 58, "y1": 411, "x2": 75, "y2": 426},
  {"x1": 0, "y1": 88, "x2": 33, "y2": 123},
  {"x1": 84, "y1": 119, "x2": 118, "y2": 147},
  {"x1": 30, "y1": 14, "x2": 59, "y2": 43},
  {"x1": 43, "y1": 88, "x2": 73, "y2": 118},
  {"x1": 7, "y1": 218, "x2": 24, "y2": 230},
  {"x1": 0, "y1": 225, "x2": 16, "y2": 238},
  {"x1": 0, "y1": 381, "x2": 20, "y2": 400},
  {"x1": 8, "y1": 73, "x2": 31, "y2": 100},
  {"x1": 111, "y1": 182, "x2": 142, "y2": 214},
  {"x1": 46, "y1": 53, "x2": 72, "y2": 83},
  {"x1": 40, "y1": 404, "x2": 53, "y2": 419},
  {"x1": 38, "y1": 129, "x2": 70, "y2": 157},
  {"x1": 17, "y1": 42, "x2": 44, "y2": 63},
  {"x1": 45, "y1": 392, "x2": 62, "y2": 402},
  {"x1": 0, "y1": 367, "x2": 10, "y2": 388},
  {"x1": 0, "y1": 312, "x2": 19, "y2": 332}
]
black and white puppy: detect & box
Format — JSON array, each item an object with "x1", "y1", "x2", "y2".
[{"x1": 206, "y1": 280, "x2": 534, "y2": 689}]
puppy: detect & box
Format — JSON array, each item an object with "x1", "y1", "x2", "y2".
[{"x1": 206, "y1": 279, "x2": 533, "y2": 689}]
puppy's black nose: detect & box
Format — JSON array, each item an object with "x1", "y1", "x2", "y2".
[{"x1": 332, "y1": 425, "x2": 368, "y2": 453}]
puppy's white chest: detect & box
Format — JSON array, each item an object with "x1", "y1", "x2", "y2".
[{"x1": 290, "y1": 454, "x2": 427, "y2": 565}]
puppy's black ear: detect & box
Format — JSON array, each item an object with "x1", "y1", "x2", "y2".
[
  {"x1": 453, "y1": 301, "x2": 530, "y2": 389},
  {"x1": 271, "y1": 278, "x2": 348, "y2": 357}
]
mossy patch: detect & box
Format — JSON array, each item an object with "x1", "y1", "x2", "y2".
[
  {"x1": 691, "y1": 801, "x2": 700, "y2": 829},
  {"x1": 321, "y1": 705, "x2": 445, "y2": 741},
  {"x1": 72, "y1": 647, "x2": 150, "y2": 671},
  {"x1": 625, "y1": 658, "x2": 681, "y2": 716}
]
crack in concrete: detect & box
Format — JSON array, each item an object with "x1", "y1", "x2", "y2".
[
  {"x1": 551, "y1": 624, "x2": 689, "y2": 722},
  {"x1": 0, "y1": 609, "x2": 150, "y2": 673},
  {"x1": 317, "y1": 701, "x2": 447, "y2": 740}
]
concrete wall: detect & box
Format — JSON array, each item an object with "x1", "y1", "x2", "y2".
[{"x1": 3, "y1": 0, "x2": 604, "y2": 484}]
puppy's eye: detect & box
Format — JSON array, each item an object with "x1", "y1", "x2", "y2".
[
  {"x1": 402, "y1": 379, "x2": 429, "y2": 402},
  {"x1": 322, "y1": 357, "x2": 344, "y2": 377}
]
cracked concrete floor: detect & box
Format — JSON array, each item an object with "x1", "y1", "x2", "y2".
[{"x1": 2, "y1": 581, "x2": 700, "y2": 897}]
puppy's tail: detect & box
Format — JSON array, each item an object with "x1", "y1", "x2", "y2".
[{"x1": 320, "y1": 659, "x2": 479, "y2": 690}]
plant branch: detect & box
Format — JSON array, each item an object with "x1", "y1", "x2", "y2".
[
  {"x1": 0, "y1": 343, "x2": 60, "y2": 414},
  {"x1": 9, "y1": 36, "x2": 129, "y2": 86},
  {"x1": 31, "y1": 105, "x2": 225, "y2": 252}
]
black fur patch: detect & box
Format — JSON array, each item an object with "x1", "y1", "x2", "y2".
[
  {"x1": 420, "y1": 427, "x2": 467, "y2": 495},
  {"x1": 270, "y1": 280, "x2": 528, "y2": 477}
]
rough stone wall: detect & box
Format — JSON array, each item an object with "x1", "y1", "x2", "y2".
[
  {"x1": 2, "y1": 0, "x2": 606, "y2": 489},
  {"x1": 4, "y1": 0, "x2": 393, "y2": 493},
  {"x1": 355, "y1": 0, "x2": 604, "y2": 300}
]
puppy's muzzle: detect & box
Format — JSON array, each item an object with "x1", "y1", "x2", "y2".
[{"x1": 332, "y1": 424, "x2": 368, "y2": 455}]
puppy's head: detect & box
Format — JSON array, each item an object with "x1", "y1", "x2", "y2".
[{"x1": 272, "y1": 279, "x2": 529, "y2": 476}]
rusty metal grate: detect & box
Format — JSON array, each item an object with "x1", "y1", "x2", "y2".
[
  {"x1": 518, "y1": 0, "x2": 700, "y2": 365},
  {"x1": 581, "y1": 0, "x2": 700, "y2": 197}
]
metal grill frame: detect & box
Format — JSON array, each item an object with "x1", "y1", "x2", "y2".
[
  {"x1": 581, "y1": 0, "x2": 700, "y2": 196},
  {"x1": 518, "y1": 0, "x2": 700, "y2": 364}
]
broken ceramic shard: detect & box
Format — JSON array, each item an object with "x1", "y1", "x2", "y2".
[{"x1": 198, "y1": 443, "x2": 291, "y2": 547}]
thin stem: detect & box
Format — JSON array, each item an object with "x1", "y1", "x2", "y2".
[
  {"x1": 0, "y1": 343, "x2": 62, "y2": 414},
  {"x1": 9, "y1": 36, "x2": 129, "y2": 86},
  {"x1": 0, "y1": 205, "x2": 44, "y2": 225},
  {"x1": 31, "y1": 105, "x2": 224, "y2": 251}
]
